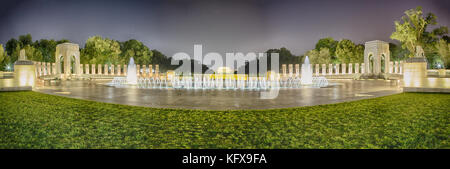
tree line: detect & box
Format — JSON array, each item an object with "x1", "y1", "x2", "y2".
[{"x1": 0, "y1": 6, "x2": 449, "y2": 72}]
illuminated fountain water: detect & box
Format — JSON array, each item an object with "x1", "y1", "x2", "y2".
[
  {"x1": 126, "y1": 57, "x2": 137, "y2": 85},
  {"x1": 301, "y1": 56, "x2": 313, "y2": 85},
  {"x1": 109, "y1": 56, "x2": 329, "y2": 89}
]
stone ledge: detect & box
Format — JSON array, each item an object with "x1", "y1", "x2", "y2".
[
  {"x1": 405, "y1": 57, "x2": 427, "y2": 63},
  {"x1": 0, "y1": 86, "x2": 32, "y2": 92},
  {"x1": 403, "y1": 87, "x2": 450, "y2": 93}
]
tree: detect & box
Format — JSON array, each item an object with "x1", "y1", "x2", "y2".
[
  {"x1": 120, "y1": 39, "x2": 152, "y2": 65},
  {"x1": 353, "y1": 44, "x2": 365, "y2": 63},
  {"x1": 5, "y1": 38, "x2": 20, "y2": 58},
  {"x1": 315, "y1": 37, "x2": 338, "y2": 57},
  {"x1": 18, "y1": 34, "x2": 32, "y2": 47},
  {"x1": 0, "y1": 44, "x2": 5, "y2": 63},
  {"x1": 305, "y1": 47, "x2": 332, "y2": 64},
  {"x1": 435, "y1": 39, "x2": 450, "y2": 68},
  {"x1": 23, "y1": 45, "x2": 43, "y2": 61},
  {"x1": 335, "y1": 39, "x2": 356, "y2": 63},
  {"x1": 34, "y1": 39, "x2": 57, "y2": 62},
  {"x1": 81, "y1": 36, "x2": 121, "y2": 65},
  {"x1": 389, "y1": 43, "x2": 409, "y2": 61},
  {"x1": 390, "y1": 6, "x2": 439, "y2": 57}
]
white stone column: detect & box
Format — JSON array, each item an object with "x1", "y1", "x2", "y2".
[
  {"x1": 36, "y1": 62, "x2": 41, "y2": 76},
  {"x1": 335, "y1": 64, "x2": 340, "y2": 74},
  {"x1": 288, "y1": 64, "x2": 293, "y2": 77},
  {"x1": 92, "y1": 64, "x2": 96, "y2": 74},
  {"x1": 328, "y1": 64, "x2": 333, "y2": 75},
  {"x1": 111, "y1": 65, "x2": 115, "y2": 75},
  {"x1": 104, "y1": 64, "x2": 108, "y2": 75},
  {"x1": 136, "y1": 65, "x2": 140, "y2": 76},
  {"x1": 38, "y1": 62, "x2": 42, "y2": 75},
  {"x1": 389, "y1": 62, "x2": 393, "y2": 73},
  {"x1": 52, "y1": 63, "x2": 56, "y2": 75},
  {"x1": 117, "y1": 65, "x2": 121, "y2": 75},
  {"x1": 143, "y1": 65, "x2": 147, "y2": 77},
  {"x1": 80, "y1": 64, "x2": 84, "y2": 74},
  {"x1": 98, "y1": 64, "x2": 102, "y2": 75},
  {"x1": 155, "y1": 65, "x2": 159, "y2": 76},
  {"x1": 85, "y1": 64, "x2": 89, "y2": 74},
  {"x1": 348, "y1": 63, "x2": 353, "y2": 74},
  {"x1": 322, "y1": 64, "x2": 326, "y2": 75},
  {"x1": 341, "y1": 63, "x2": 346, "y2": 74},
  {"x1": 282, "y1": 64, "x2": 287, "y2": 77},
  {"x1": 394, "y1": 61, "x2": 398, "y2": 74},
  {"x1": 361, "y1": 63, "x2": 365, "y2": 74},
  {"x1": 295, "y1": 64, "x2": 300, "y2": 77},
  {"x1": 355, "y1": 63, "x2": 359, "y2": 74},
  {"x1": 149, "y1": 65, "x2": 153, "y2": 77},
  {"x1": 47, "y1": 62, "x2": 51, "y2": 75}
]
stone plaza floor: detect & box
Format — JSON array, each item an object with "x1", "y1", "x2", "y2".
[{"x1": 34, "y1": 79, "x2": 403, "y2": 110}]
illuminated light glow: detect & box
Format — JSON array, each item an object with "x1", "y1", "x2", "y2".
[
  {"x1": 300, "y1": 56, "x2": 313, "y2": 85},
  {"x1": 126, "y1": 57, "x2": 137, "y2": 84}
]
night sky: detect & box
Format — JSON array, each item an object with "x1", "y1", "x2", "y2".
[{"x1": 0, "y1": 0, "x2": 449, "y2": 57}]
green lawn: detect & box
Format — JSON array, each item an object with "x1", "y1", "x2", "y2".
[{"x1": 0, "y1": 91, "x2": 448, "y2": 149}]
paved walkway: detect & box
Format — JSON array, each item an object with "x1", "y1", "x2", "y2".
[{"x1": 34, "y1": 79, "x2": 402, "y2": 110}]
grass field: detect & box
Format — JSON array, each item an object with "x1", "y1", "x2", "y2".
[{"x1": 0, "y1": 91, "x2": 448, "y2": 149}]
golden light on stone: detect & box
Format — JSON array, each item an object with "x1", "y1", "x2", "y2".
[{"x1": 13, "y1": 49, "x2": 36, "y2": 87}]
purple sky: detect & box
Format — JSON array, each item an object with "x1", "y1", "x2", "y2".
[{"x1": 0, "y1": 0, "x2": 448, "y2": 57}]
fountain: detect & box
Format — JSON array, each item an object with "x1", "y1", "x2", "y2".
[
  {"x1": 126, "y1": 57, "x2": 137, "y2": 84},
  {"x1": 301, "y1": 56, "x2": 313, "y2": 85},
  {"x1": 109, "y1": 56, "x2": 329, "y2": 89}
]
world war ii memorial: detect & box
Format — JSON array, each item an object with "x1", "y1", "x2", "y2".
[{"x1": 0, "y1": 0, "x2": 448, "y2": 168}]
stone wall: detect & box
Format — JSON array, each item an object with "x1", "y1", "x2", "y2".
[
  {"x1": 35, "y1": 62, "x2": 160, "y2": 78},
  {"x1": 280, "y1": 62, "x2": 403, "y2": 77}
]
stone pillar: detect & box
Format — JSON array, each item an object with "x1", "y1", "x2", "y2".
[
  {"x1": 403, "y1": 58, "x2": 426, "y2": 87},
  {"x1": 36, "y1": 62, "x2": 41, "y2": 76},
  {"x1": 39, "y1": 62, "x2": 43, "y2": 75},
  {"x1": 104, "y1": 64, "x2": 108, "y2": 75},
  {"x1": 321, "y1": 64, "x2": 326, "y2": 75},
  {"x1": 341, "y1": 63, "x2": 346, "y2": 74},
  {"x1": 282, "y1": 64, "x2": 287, "y2": 77},
  {"x1": 394, "y1": 61, "x2": 398, "y2": 74},
  {"x1": 335, "y1": 64, "x2": 340, "y2": 74},
  {"x1": 92, "y1": 64, "x2": 96, "y2": 74},
  {"x1": 315, "y1": 64, "x2": 319, "y2": 75},
  {"x1": 328, "y1": 64, "x2": 333, "y2": 75},
  {"x1": 124, "y1": 65, "x2": 127, "y2": 75},
  {"x1": 98, "y1": 64, "x2": 102, "y2": 75},
  {"x1": 52, "y1": 63, "x2": 56, "y2": 75},
  {"x1": 136, "y1": 65, "x2": 140, "y2": 76},
  {"x1": 80, "y1": 64, "x2": 84, "y2": 74},
  {"x1": 117, "y1": 65, "x2": 121, "y2": 75},
  {"x1": 288, "y1": 64, "x2": 293, "y2": 77},
  {"x1": 85, "y1": 64, "x2": 89, "y2": 74},
  {"x1": 43, "y1": 62, "x2": 47, "y2": 75},
  {"x1": 149, "y1": 65, "x2": 153, "y2": 77},
  {"x1": 389, "y1": 61, "x2": 393, "y2": 73},
  {"x1": 39, "y1": 62, "x2": 44, "y2": 76},
  {"x1": 47, "y1": 62, "x2": 51, "y2": 75},
  {"x1": 295, "y1": 64, "x2": 300, "y2": 77},
  {"x1": 112, "y1": 65, "x2": 115, "y2": 75},
  {"x1": 348, "y1": 63, "x2": 353, "y2": 74},
  {"x1": 361, "y1": 63, "x2": 365, "y2": 74},
  {"x1": 143, "y1": 65, "x2": 147, "y2": 77},
  {"x1": 155, "y1": 64, "x2": 159, "y2": 76},
  {"x1": 355, "y1": 63, "x2": 359, "y2": 74}
]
